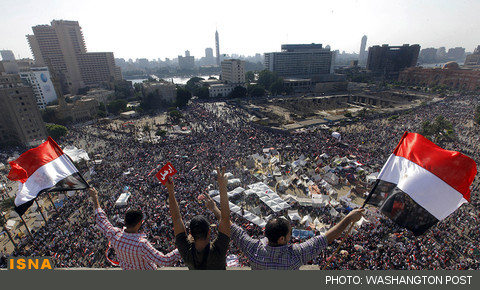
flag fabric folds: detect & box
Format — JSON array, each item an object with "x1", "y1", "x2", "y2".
[
  {"x1": 365, "y1": 132, "x2": 477, "y2": 235},
  {"x1": 7, "y1": 137, "x2": 89, "y2": 215}
]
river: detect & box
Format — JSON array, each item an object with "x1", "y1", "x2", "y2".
[{"x1": 128, "y1": 75, "x2": 219, "y2": 86}]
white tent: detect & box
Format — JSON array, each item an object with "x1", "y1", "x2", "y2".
[
  {"x1": 0, "y1": 162, "x2": 5, "y2": 170},
  {"x1": 324, "y1": 172, "x2": 339, "y2": 185},
  {"x1": 230, "y1": 204, "x2": 242, "y2": 213},
  {"x1": 329, "y1": 207, "x2": 339, "y2": 217},
  {"x1": 115, "y1": 192, "x2": 131, "y2": 206},
  {"x1": 63, "y1": 146, "x2": 90, "y2": 162},
  {"x1": 6, "y1": 219, "x2": 17, "y2": 230},
  {"x1": 332, "y1": 132, "x2": 341, "y2": 140},
  {"x1": 224, "y1": 172, "x2": 234, "y2": 179},
  {"x1": 288, "y1": 210, "x2": 301, "y2": 221},
  {"x1": 243, "y1": 189, "x2": 256, "y2": 196},
  {"x1": 228, "y1": 179, "x2": 241, "y2": 185},
  {"x1": 366, "y1": 172, "x2": 379, "y2": 184},
  {"x1": 208, "y1": 190, "x2": 219, "y2": 197},
  {"x1": 300, "y1": 214, "x2": 312, "y2": 224}
]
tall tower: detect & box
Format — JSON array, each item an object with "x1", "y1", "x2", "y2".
[
  {"x1": 215, "y1": 29, "x2": 220, "y2": 66},
  {"x1": 359, "y1": 35, "x2": 367, "y2": 62}
]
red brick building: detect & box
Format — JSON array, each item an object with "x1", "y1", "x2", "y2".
[{"x1": 399, "y1": 62, "x2": 480, "y2": 91}]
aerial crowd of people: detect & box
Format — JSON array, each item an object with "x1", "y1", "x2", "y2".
[{"x1": 1, "y1": 93, "x2": 480, "y2": 269}]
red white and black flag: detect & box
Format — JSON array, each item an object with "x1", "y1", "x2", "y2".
[
  {"x1": 7, "y1": 137, "x2": 89, "y2": 216},
  {"x1": 365, "y1": 132, "x2": 477, "y2": 235}
]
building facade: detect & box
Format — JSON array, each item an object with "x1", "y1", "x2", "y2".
[
  {"x1": 27, "y1": 20, "x2": 122, "y2": 94},
  {"x1": 399, "y1": 62, "x2": 480, "y2": 91},
  {"x1": 0, "y1": 50, "x2": 16, "y2": 61},
  {"x1": 264, "y1": 44, "x2": 333, "y2": 78},
  {"x1": 19, "y1": 67, "x2": 58, "y2": 109},
  {"x1": 359, "y1": 35, "x2": 368, "y2": 63},
  {"x1": 51, "y1": 95, "x2": 98, "y2": 123},
  {"x1": 209, "y1": 83, "x2": 234, "y2": 98},
  {"x1": 367, "y1": 44, "x2": 420, "y2": 79},
  {"x1": 178, "y1": 50, "x2": 195, "y2": 70},
  {"x1": 142, "y1": 81, "x2": 176, "y2": 102},
  {"x1": 464, "y1": 45, "x2": 480, "y2": 69},
  {"x1": 0, "y1": 74, "x2": 47, "y2": 147},
  {"x1": 221, "y1": 59, "x2": 245, "y2": 84}
]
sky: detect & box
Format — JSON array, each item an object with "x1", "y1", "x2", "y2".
[{"x1": 1, "y1": 0, "x2": 479, "y2": 61}]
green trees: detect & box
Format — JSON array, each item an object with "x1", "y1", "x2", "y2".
[
  {"x1": 245, "y1": 71, "x2": 255, "y2": 83},
  {"x1": 247, "y1": 84, "x2": 266, "y2": 97},
  {"x1": 229, "y1": 86, "x2": 247, "y2": 98},
  {"x1": 107, "y1": 99, "x2": 128, "y2": 115},
  {"x1": 175, "y1": 87, "x2": 192, "y2": 107},
  {"x1": 256, "y1": 69, "x2": 287, "y2": 96},
  {"x1": 420, "y1": 115, "x2": 455, "y2": 143},
  {"x1": 46, "y1": 124, "x2": 68, "y2": 139},
  {"x1": 185, "y1": 77, "x2": 210, "y2": 100}
]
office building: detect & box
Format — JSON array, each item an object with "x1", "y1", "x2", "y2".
[
  {"x1": 221, "y1": 59, "x2": 245, "y2": 84},
  {"x1": 264, "y1": 44, "x2": 334, "y2": 78},
  {"x1": 205, "y1": 47, "x2": 214, "y2": 65},
  {"x1": 1, "y1": 50, "x2": 15, "y2": 61},
  {"x1": 27, "y1": 20, "x2": 122, "y2": 94},
  {"x1": 359, "y1": 35, "x2": 368, "y2": 63},
  {"x1": 19, "y1": 67, "x2": 58, "y2": 109},
  {"x1": 446, "y1": 47, "x2": 465, "y2": 61},
  {"x1": 366, "y1": 44, "x2": 420, "y2": 79},
  {"x1": 142, "y1": 81, "x2": 176, "y2": 102},
  {"x1": 0, "y1": 74, "x2": 47, "y2": 147},
  {"x1": 178, "y1": 50, "x2": 195, "y2": 70},
  {"x1": 419, "y1": 48, "x2": 438, "y2": 64}
]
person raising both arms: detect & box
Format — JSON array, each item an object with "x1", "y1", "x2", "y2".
[{"x1": 165, "y1": 166, "x2": 231, "y2": 270}]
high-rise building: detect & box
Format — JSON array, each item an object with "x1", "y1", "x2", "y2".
[
  {"x1": 19, "y1": 67, "x2": 58, "y2": 109},
  {"x1": 221, "y1": 59, "x2": 245, "y2": 84},
  {"x1": 359, "y1": 35, "x2": 368, "y2": 63},
  {"x1": 264, "y1": 44, "x2": 334, "y2": 78},
  {"x1": 205, "y1": 47, "x2": 214, "y2": 65},
  {"x1": 366, "y1": 44, "x2": 420, "y2": 79},
  {"x1": 446, "y1": 47, "x2": 466, "y2": 61},
  {"x1": 464, "y1": 45, "x2": 480, "y2": 68},
  {"x1": 215, "y1": 29, "x2": 220, "y2": 66},
  {"x1": 0, "y1": 74, "x2": 47, "y2": 147},
  {"x1": 178, "y1": 50, "x2": 195, "y2": 70},
  {"x1": 418, "y1": 48, "x2": 438, "y2": 64},
  {"x1": 27, "y1": 20, "x2": 122, "y2": 94},
  {"x1": 0, "y1": 50, "x2": 16, "y2": 61}
]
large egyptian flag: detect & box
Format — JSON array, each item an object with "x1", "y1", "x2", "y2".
[
  {"x1": 7, "y1": 137, "x2": 89, "y2": 216},
  {"x1": 365, "y1": 132, "x2": 477, "y2": 235}
]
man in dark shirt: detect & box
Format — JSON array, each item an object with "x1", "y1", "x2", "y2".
[{"x1": 165, "y1": 166, "x2": 230, "y2": 269}]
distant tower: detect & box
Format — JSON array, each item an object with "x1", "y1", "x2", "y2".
[
  {"x1": 215, "y1": 29, "x2": 220, "y2": 66},
  {"x1": 359, "y1": 35, "x2": 367, "y2": 62}
]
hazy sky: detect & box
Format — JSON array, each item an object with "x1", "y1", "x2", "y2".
[{"x1": 1, "y1": 0, "x2": 479, "y2": 61}]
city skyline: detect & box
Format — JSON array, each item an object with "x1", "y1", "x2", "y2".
[{"x1": 1, "y1": 0, "x2": 479, "y2": 61}]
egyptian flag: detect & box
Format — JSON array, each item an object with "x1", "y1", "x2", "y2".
[
  {"x1": 7, "y1": 137, "x2": 89, "y2": 216},
  {"x1": 365, "y1": 132, "x2": 477, "y2": 235}
]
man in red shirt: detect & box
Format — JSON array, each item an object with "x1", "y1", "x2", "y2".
[{"x1": 88, "y1": 187, "x2": 180, "y2": 270}]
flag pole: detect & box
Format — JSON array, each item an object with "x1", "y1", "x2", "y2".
[
  {"x1": 19, "y1": 214, "x2": 33, "y2": 239},
  {"x1": 47, "y1": 192, "x2": 59, "y2": 215},
  {"x1": 34, "y1": 199, "x2": 48, "y2": 223},
  {"x1": 0, "y1": 211, "x2": 18, "y2": 250},
  {"x1": 321, "y1": 221, "x2": 355, "y2": 270},
  {"x1": 322, "y1": 180, "x2": 377, "y2": 270}
]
